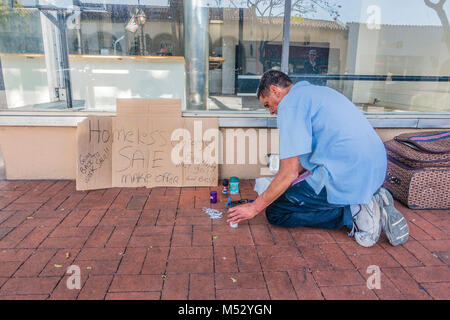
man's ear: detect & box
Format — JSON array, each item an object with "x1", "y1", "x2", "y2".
[{"x1": 269, "y1": 85, "x2": 280, "y2": 97}]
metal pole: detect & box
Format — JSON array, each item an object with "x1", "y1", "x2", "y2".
[
  {"x1": 76, "y1": 28, "x2": 82, "y2": 54},
  {"x1": 235, "y1": 7, "x2": 244, "y2": 93},
  {"x1": 140, "y1": 25, "x2": 145, "y2": 55},
  {"x1": 57, "y1": 10, "x2": 73, "y2": 108},
  {"x1": 184, "y1": 0, "x2": 209, "y2": 110},
  {"x1": 281, "y1": 0, "x2": 292, "y2": 75}
]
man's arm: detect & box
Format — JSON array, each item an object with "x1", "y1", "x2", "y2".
[{"x1": 227, "y1": 156, "x2": 304, "y2": 224}]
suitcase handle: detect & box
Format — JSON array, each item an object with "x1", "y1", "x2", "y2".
[{"x1": 387, "y1": 172, "x2": 401, "y2": 185}]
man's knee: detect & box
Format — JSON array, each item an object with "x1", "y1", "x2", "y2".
[{"x1": 265, "y1": 205, "x2": 288, "y2": 227}]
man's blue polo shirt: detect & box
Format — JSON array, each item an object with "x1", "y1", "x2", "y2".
[{"x1": 277, "y1": 81, "x2": 387, "y2": 205}]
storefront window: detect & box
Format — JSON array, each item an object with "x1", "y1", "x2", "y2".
[
  {"x1": 0, "y1": 2, "x2": 50, "y2": 110},
  {"x1": 289, "y1": 0, "x2": 450, "y2": 113},
  {"x1": 0, "y1": 0, "x2": 449, "y2": 115},
  {"x1": 0, "y1": 0, "x2": 185, "y2": 111},
  {"x1": 206, "y1": 1, "x2": 285, "y2": 111},
  {"x1": 223, "y1": 0, "x2": 450, "y2": 113}
]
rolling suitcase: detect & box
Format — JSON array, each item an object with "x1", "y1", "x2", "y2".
[{"x1": 383, "y1": 131, "x2": 450, "y2": 210}]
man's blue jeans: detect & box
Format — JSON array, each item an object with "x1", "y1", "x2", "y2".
[{"x1": 265, "y1": 180, "x2": 353, "y2": 230}]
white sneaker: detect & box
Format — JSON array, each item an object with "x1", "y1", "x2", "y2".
[
  {"x1": 349, "y1": 195, "x2": 382, "y2": 247},
  {"x1": 376, "y1": 187, "x2": 409, "y2": 246}
]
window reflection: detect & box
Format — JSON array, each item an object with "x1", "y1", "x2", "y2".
[
  {"x1": 217, "y1": 0, "x2": 449, "y2": 113},
  {"x1": 0, "y1": 0, "x2": 448, "y2": 113},
  {"x1": 0, "y1": 0, "x2": 185, "y2": 111}
]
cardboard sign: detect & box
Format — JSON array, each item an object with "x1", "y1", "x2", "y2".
[
  {"x1": 76, "y1": 115, "x2": 113, "y2": 191},
  {"x1": 112, "y1": 115, "x2": 184, "y2": 188},
  {"x1": 76, "y1": 99, "x2": 218, "y2": 190},
  {"x1": 181, "y1": 118, "x2": 219, "y2": 187}
]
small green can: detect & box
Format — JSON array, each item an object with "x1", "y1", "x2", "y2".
[{"x1": 229, "y1": 176, "x2": 240, "y2": 194}]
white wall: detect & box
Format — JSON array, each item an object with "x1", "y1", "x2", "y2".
[
  {"x1": 0, "y1": 55, "x2": 51, "y2": 108},
  {"x1": 347, "y1": 23, "x2": 450, "y2": 112},
  {"x1": 69, "y1": 56, "x2": 186, "y2": 111},
  {"x1": 0, "y1": 55, "x2": 186, "y2": 111}
]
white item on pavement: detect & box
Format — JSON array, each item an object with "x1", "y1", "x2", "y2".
[
  {"x1": 202, "y1": 207, "x2": 223, "y2": 219},
  {"x1": 254, "y1": 177, "x2": 274, "y2": 196},
  {"x1": 269, "y1": 154, "x2": 280, "y2": 173}
]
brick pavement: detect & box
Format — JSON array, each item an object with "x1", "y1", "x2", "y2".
[{"x1": 0, "y1": 180, "x2": 448, "y2": 300}]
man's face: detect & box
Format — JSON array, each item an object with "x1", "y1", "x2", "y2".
[{"x1": 259, "y1": 85, "x2": 289, "y2": 115}]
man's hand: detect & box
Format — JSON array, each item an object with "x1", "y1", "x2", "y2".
[
  {"x1": 226, "y1": 156, "x2": 304, "y2": 225},
  {"x1": 227, "y1": 202, "x2": 260, "y2": 224}
]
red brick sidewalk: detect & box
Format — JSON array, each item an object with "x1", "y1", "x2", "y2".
[{"x1": 0, "y1": 180, "x2": 448, "y2": 300}]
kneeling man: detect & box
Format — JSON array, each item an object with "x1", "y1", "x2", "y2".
[{"x1": 227, "y1": 70, "x2": 408, "y2": 247}]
